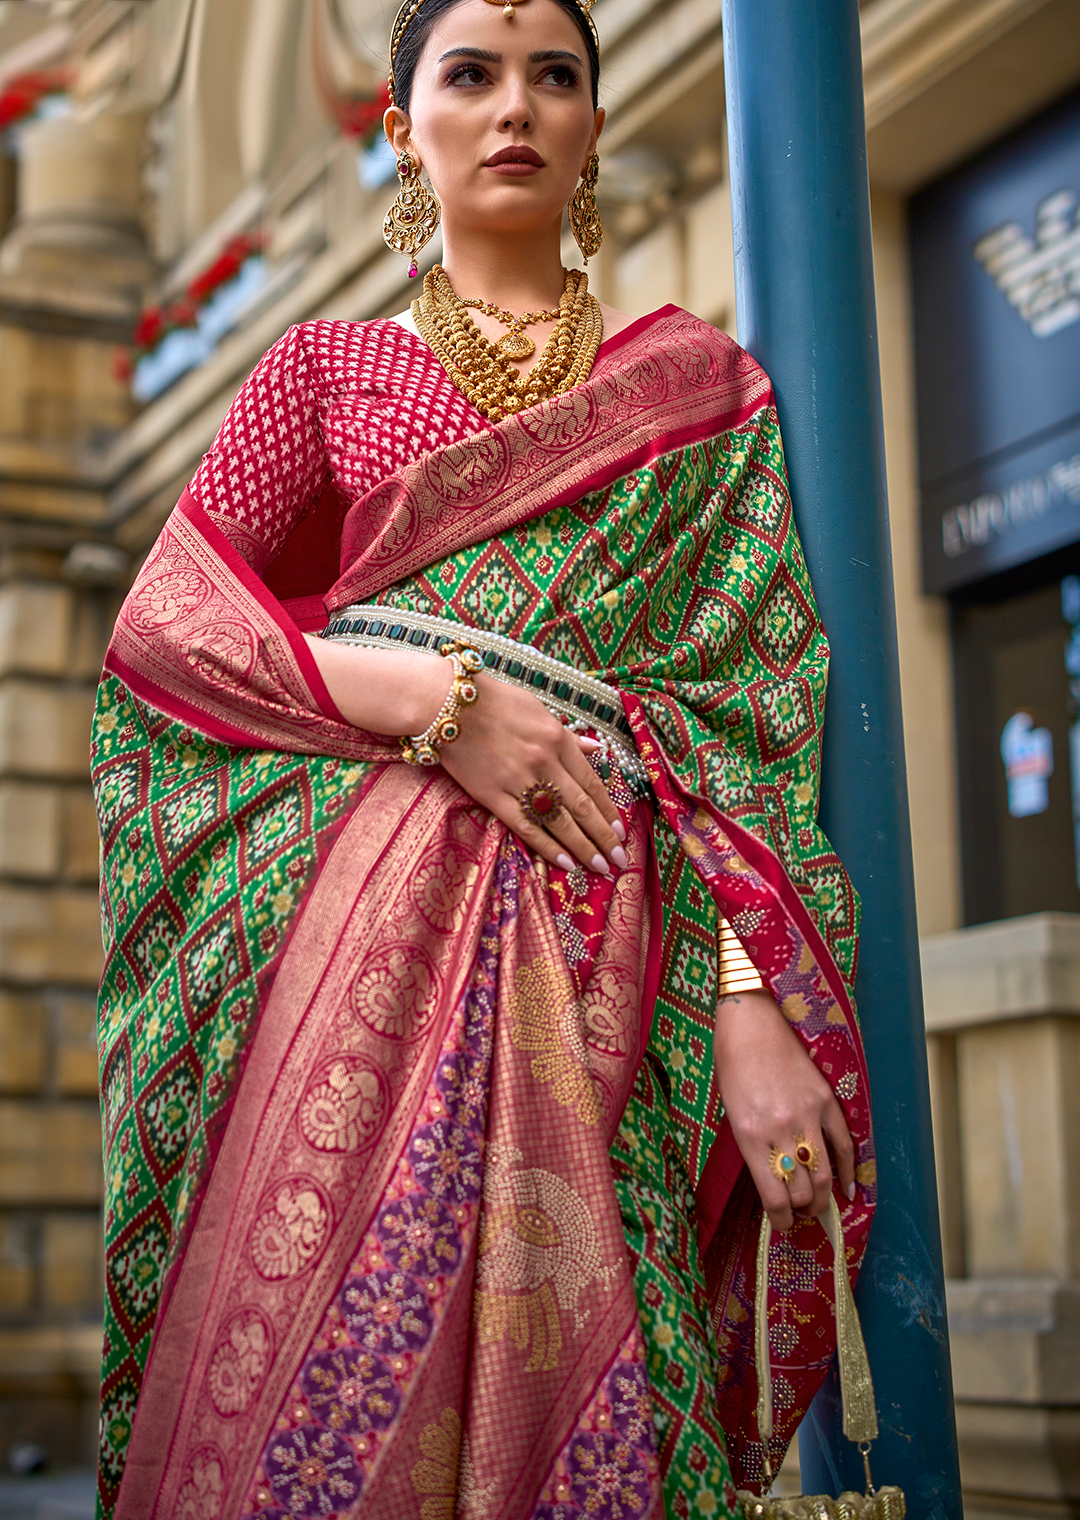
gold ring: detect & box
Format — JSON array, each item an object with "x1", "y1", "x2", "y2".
[
  {"x1": 521, "y1": 780, "x2": 564, "y2": 828},
  {"x1": 793, "y1": 1134, "x2": 821, "y2": 1172},
  {"x1": 768, "y1": 1147, "x2": 797, "y2": 1185}
]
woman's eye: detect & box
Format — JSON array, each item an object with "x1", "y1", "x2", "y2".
[
  {"x1": 542, "y1": 64, "x2": 580, "y2": 87},
  {"x1": 445, "y1": 63, "x2": 488, "y2": 86}
]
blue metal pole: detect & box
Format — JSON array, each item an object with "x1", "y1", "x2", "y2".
[{"x1": 720, "y1": 3, "x2": 963, "y2": 1514}]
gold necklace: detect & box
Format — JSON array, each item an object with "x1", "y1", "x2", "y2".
[
  {"x1": 460, "y1": 296, "x2": 562, "y2": 359},
  {"x1": 412, "y1": 264, "x2": 603, "y2": 423}
]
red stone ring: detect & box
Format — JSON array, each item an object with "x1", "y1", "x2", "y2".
[{"x1": 521, "y1": 780, "x2": 564, "y2": 829}]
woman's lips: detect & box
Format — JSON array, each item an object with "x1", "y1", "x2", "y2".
[{"x1": 484, "y1": 146, "x2": 545, "y2": 176}]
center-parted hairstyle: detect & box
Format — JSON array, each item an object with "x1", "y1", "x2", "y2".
[{"x1": 387, "y1": 0, "x2": 601, "y2": 113}]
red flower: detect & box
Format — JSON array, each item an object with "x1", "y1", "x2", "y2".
[
  {"x1": 336, "y1": 82, "x2": 392, "y2": 140},
  {"x1": 0, "y1": 70, "x2": 71, "y2": 130},
  {"x1": 133, "y1": 307, "x2": 165, "y2": 350}
]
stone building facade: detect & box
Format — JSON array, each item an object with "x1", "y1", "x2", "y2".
[{"x1": 0, "y1": 0, "x2": 1077, "y2": 1511}]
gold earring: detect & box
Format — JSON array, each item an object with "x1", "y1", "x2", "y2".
[
  {"x1": 383, "y1": 148, "x2": 441, "y2": 278},
  {"x1": 569, "y1": 153, "x2": 603, "y2": 264}
]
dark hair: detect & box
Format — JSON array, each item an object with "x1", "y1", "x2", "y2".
[{"x1": 391, "y1": 0, "x2": 600, "y2": 113}]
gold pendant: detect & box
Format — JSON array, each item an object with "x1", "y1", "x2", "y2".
[{"x1": 496, "y1": 329, "x2": 535, "y2": 359}]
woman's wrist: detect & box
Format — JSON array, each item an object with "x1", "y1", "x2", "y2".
[{"x1": 302, "y1": 636, "x2": 456, "y2": 734}]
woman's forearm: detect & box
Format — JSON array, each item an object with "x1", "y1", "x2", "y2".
[{"x1": 303, "y1": 635, "x2": 453, "y2": 734}]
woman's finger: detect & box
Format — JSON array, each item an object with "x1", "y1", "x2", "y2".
[
  {"x1": 792, "y1": 1128, "x2": 833, "y2": 1219},
  {"x1": 822, "y1": 1095, "x2": 857, "y2": 1201},
  {"x1": 560, "y1": 743, "x2": 624, "y2": 855},
  {"x1": 745, "y1": 1152, "x2": 795, "y2": 1234},
  {"x1": 489, "y1": 798, "x2": 578, "y2": 872},
  {"x1": 541, "y1": 794, "x2": 615, "y2": 873},
  {"x1": 786, "y1": 1146, "x2": 815, "y2": 1212}
]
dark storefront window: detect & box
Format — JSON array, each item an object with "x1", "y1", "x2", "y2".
[
  {"x1": 911, "y1": 91, "x2": 1080, "y2": 926},
  {"x1": 952, "y1": 552, "x2": 1080, "y2": 923}
]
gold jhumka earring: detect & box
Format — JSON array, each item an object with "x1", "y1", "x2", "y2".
[
  {"x1": 382, "y1": 148, "x2": 441, "y2": 278},
  {"x1": 569, "y1": 153, "x2": 603, "y2": 263}
]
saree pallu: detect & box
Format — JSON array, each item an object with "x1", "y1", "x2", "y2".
[{"x1": 92, "y1": 307, "x2": 876, "y2": 1520}]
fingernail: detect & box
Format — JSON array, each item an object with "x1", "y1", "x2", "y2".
[
  {"x1": 846, "y1": 1182, "x2": 856, "y2": 1201},
  {"x1": 591, "y1": 853, "x2": 610, "y2": 874},
  {"x1": 611, "y1": 819, "x2": 626, "y2": 842},
  {"x1": 556, "y1": 853, "x2": 575, "y2": 872},
  {"x1": 579, "y1": 736, "x2": 602, "y2": 750},
  {"x1": 610, "y1": 845, "x2": 628, "y2": 870}
]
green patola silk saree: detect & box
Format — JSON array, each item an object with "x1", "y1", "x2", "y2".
[{"x1": 92, "y1": 307, "x2": 874, "y2": 1520}]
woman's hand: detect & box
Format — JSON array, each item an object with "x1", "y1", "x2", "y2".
[
  {"x1": 713, "y1": 987, "x2": 855, "y2": 1232},
  {"x1": 439, "y1": 672, "x2": 625, "y2": 875},
  {"x1": 303, "y1": 637, "x2": 625, "y2": 875}
]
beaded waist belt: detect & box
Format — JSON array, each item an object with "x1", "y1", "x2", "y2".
[{"x1": 321, "y1": 604, "x2": 648, "y2": 786}]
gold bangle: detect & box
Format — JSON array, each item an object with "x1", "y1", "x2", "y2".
[
  {"x1": 400, "y1": 641, "x2": 482, "y2": 766},
  {"x1": 717, "y1": 916, "x2": 764, "y2": 997}
]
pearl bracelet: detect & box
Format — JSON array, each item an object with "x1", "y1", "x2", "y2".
[{"x1": 400, "y1": 641, "x2": 483, "y2": 766}]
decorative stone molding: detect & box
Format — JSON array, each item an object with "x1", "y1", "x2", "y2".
[{"x1": 922, "y1": 913, "x2": 1080, "y2": 1030}]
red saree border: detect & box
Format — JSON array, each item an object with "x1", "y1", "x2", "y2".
[
  {"x1": 105, "y1": 492, "x2": 395, "y2": 759},
  {"x1": 594, "y1": 302, "x2": 684, "y2": 364}
]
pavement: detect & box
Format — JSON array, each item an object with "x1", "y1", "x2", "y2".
[{"x1": 0, "y1": 1474, "x2": 95, "y2": 1520}]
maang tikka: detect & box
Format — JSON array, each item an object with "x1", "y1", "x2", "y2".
[
  {"x1": 569, "y1": 152, "x2": 603, "y2": 263},
  {"x1": 382, "y1": 147, "x2": 441, "y2": 278}
]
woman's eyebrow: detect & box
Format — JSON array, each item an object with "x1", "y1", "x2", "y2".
[
  {"x1": 436, "y1": 46, "x2": 502, "y2": 63},
  {"x1": 529, "y1": 49, "x2": 583, "y2": 65},
  {"x1": 435, "y1": 47, "x2": 584, "y2": 66}
]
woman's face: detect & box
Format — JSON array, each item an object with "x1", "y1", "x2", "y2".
[{"x1": 391, "y1": 0, "x2": 603, "y2": 239}]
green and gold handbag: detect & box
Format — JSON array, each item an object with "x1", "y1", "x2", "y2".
[{"x1": 737, "y1": 1195, "x2": 907, "y2": 1520}]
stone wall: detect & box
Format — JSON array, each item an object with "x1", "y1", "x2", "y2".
[{"x1": 0, "y1": 567, "x2": 116, "y2": 1464}]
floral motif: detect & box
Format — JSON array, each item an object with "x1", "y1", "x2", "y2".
[
  {"x1": 410, "y1": 1407, "x2": 496, "y2": 1520},
  {"x1": 508, "y1": 960, "x2": 601, "y2": 1126},
  {"x1": 435, "y1": 1051, "x2": 488, "y2": 1131},
  {"x1": 408, "y1": 1120, "x2": 483, "y2": 1203},
  {"x1": 610, "y1": 1362, "x2": 654, "y2": 1447},
  {"x1": 301, "y1": 1345, "x2": 400, "y2": 1433},
  {"x1": 568, "y1": 1432, "x2": 652, "y2": 1519},
  {"x1": 339, "y1": 1269, "x2": 434, "y2": 1354},
  {"x1": 264, "y1": 1426, "x2": 363, "y2": 1516},
  {"x1": 411, "y1": 1406, "x2": 463, "y2": 1520},
  {"x1": 378, "y1": 1193, "x2": 462, "y2": 1277}
]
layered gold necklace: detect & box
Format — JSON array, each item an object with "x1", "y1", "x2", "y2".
[{"x1": 412, "y1": 264, "x2": 603, "y2": 422}]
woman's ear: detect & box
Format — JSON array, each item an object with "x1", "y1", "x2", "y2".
[
  {"x1": 384, "y1": 106, "x2": 413, "y2": 157},
  {"x1": 582, "y1": 106, "x2": 605, "y2": 172}
]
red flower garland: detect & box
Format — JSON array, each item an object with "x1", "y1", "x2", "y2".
[{"x1": 120, "y1": 232, "x2": 267, "y2": 379}]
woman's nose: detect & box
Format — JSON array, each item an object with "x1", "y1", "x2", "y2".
[{"x1": 496, "y1": 77, "x2": 531, "y2": 130}]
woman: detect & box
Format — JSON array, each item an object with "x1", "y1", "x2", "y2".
[{"x1": 92, "y1": 0, "x2": 874, "y2": 1514}]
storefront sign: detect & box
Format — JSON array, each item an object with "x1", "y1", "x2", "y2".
[{"x1": 911, "y1": 90, "x2": 1080, "y2": 592}]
